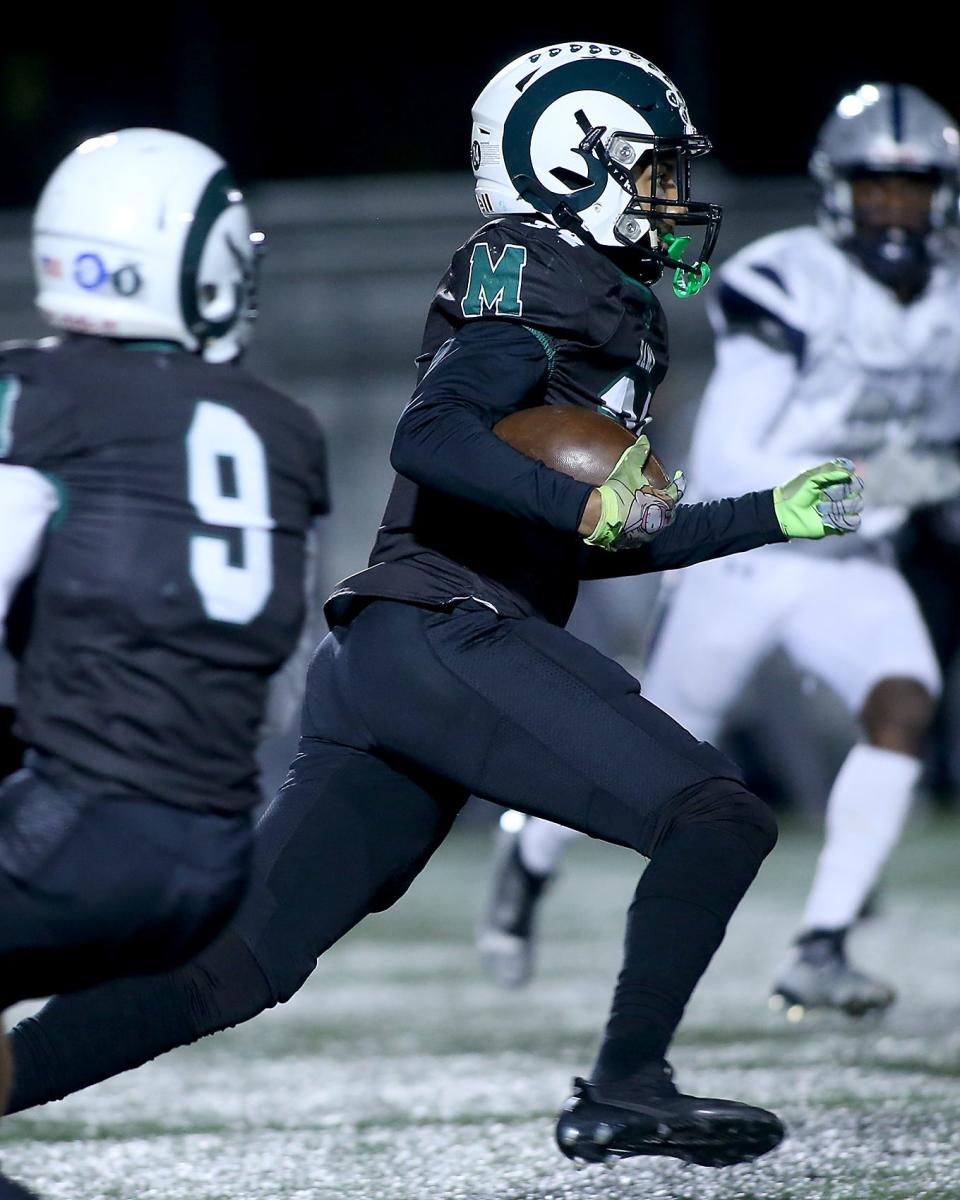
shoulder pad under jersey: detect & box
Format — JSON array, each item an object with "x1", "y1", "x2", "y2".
[
  {"x1": 709, "y1": 226, "x2": 840, "y2": 363},
  {"x1": 435, "y1": 217, "x2": 625, "y2": 348}
]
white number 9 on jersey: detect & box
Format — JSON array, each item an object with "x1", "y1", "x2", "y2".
[{"x1": 186, "y1": 400, "x2": 274, "y2": 624}]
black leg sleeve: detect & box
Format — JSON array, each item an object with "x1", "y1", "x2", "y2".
[
  {"x1": 6, "y1": 930, "x2": 270, "y2": 1113},
  {"x1": 6, "y1": 741, "x2": 463, "y2": 1114},
  {"x1": 591, "y1": 781, "x2": 778, "y2": 1084}
]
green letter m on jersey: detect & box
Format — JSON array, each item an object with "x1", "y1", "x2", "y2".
[{"x1": 461, "y1": 243, "x2": 527, "y2": 318}]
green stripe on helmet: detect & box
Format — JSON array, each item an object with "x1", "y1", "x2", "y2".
[
  {"x1": 502, "y1": 59, "x2": 690, "y2": 214},
  {"x1": 179, "y1": 167, "x2": 244, "y2": 345}
]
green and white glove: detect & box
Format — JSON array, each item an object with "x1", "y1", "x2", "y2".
[
  {"x1": 584, "y1": 434, "x2": 686, "y2": 551},
  {"x1": 773, "y1": 458, "x2": 864, "y2": 539}
]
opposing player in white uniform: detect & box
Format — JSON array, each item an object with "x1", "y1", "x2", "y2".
[{"x1": 478, "y1": 83, "x2": 960, "y2": 1012}]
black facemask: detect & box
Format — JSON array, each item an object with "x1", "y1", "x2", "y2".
[
  {"x1": 843, "y1": 226, "x2": 932, "y2": 302},
  {"x1": 600, "y1": 238, "x2": 665, "y2": 285}
]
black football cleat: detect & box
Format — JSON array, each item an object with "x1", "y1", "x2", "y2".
[{"x1": 555, "y1": 1065, "x2": 785, "y2": 1169}]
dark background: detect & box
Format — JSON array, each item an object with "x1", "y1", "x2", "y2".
[{"x1": 3, "y1": 6, "x2": 960, "y2": 206}]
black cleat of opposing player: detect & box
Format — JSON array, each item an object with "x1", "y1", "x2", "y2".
[{"x1": 555, "y1": 1063, "x2": 785, "y2": 1169}]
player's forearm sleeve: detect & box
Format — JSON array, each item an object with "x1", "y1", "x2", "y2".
[
  {"x1": 390, "y1": 321, "x2": 593, "y2": 533},
  {"x1": 580, "y1": 490, "x2": 786, "y2": 579}
]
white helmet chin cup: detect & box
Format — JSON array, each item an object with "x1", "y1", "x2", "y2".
[
  {"x1": 470, "y1": 42, "x2": 701, "y2": 248},
  {"x1": 33, "y1": 128, "x2": 258, "y2": 361}
]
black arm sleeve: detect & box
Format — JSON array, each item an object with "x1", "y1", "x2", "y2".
[
  {"x1": 580, "y1": 490, "x2": 786, "y2": 579},
  {"x1": 390, "y1": 321, "x2": 594, "y2": 534}
]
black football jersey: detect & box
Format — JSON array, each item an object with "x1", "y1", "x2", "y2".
[
  {"x1": 328, "y1": 217, "x2": 783, "y2": 627},
  {"x1": 0, "y1": 336, "x2": 328, "y2": 812},
  {"x1": 423, "y1": 216, "x2": 670, "y2": 431}
]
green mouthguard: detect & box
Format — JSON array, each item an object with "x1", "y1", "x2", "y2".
[{"x1": 662, "y1": 233, "x2": 712, "y2": 299}]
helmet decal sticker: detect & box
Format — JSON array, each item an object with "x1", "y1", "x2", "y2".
[
  {"x1": 501, "y1": 59, "x2": 688, "y2": 215},
  {"x1": 73, "y1": 252, "x2": 108, "y2": 290},
  {"x1": 112, "y1": 264, "x2": 142, "y2": 297}
]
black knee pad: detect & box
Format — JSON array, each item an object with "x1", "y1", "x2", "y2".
[
  {"x1": 184, "y1": 930, "x2": 279, "y2": 1036},
  {"x1": 652, "y1": 778, "x2": 778, "y2": 862}
]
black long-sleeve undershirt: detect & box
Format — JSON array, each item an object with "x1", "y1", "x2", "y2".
[
  {"x1": 581, "y1": 490, "x2": 785, "y2": 579},
  {"x1": 330, "y1": 320, "x2": 786, "y2": 626},
  {"x1": 391, "y1": 322, "x2": 593, "y2": 533}
]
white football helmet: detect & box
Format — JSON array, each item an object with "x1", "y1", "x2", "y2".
[
  {"x1": 471, "y1": 42, "x2": 721, "y2": 288},
  {"x1": 33, "y1": 128, "x2": 261, "y2": 363},
  {"x1": 811, "y1": 84, "x2": 960, "y2": 234},
  {"x1": 810, "y1": 84, "x2": 960, "y2": 292}
]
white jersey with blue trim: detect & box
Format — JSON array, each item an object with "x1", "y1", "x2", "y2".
[{"x1": 688, "y1": 224, "x2": 960, "y2": 542}]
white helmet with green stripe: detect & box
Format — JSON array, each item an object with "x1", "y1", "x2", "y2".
[
  {"x1": 32, "y1": 128, "x2": 261, "y2": 363},
  {"x1": 471, "y1": 42, "x2": 721, "y2": 292}
]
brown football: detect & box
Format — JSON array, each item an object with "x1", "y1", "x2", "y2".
[{"x1": 493, "y1": 405, "x2": 668, "y2": 489}]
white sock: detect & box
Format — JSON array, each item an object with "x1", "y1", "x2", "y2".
[
  {"x1": 800, "y1": 744, "x2": 921, "y2": 933},
  {"x1": 516, "y1": 815, "x2": 583, "y2": 877}
]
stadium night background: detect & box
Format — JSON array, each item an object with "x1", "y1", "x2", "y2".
[
  {"x1": 3, "y1": 13, "x2": 960, "y2": 197},
  {"x1": 1, "y1": 12, "x2": 959, "y2": 1200}
]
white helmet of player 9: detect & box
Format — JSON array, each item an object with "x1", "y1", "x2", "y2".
[
  {"x1": 471, "y1": 42, "x2": 721, "y2": 291},
  {"x1": 32, "y1": 128, "x2": 262, "y2": 363},
  {"x1": 811, "y1": 84, "x2": 960, "y2": 275}
]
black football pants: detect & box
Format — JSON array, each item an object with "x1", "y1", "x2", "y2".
[
  {"x1": 8, "y1": 599, "x2": 776, "y2": 1110},
  {"x1": 0, "y1": 765, "x2": 251, "y2": 1011}
]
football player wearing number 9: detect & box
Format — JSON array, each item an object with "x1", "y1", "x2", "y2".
[
  {"x1": 5, "y1": 50, "x2": 859, "y2": 1172},
  {"x1": 0, "y1": 128, "x2": 329, "y2": 1155}
]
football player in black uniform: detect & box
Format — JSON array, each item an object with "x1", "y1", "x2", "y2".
[
  {"x1": 6, "y1": 50, "x2": 862, "y2": 1172},
  {"x1": 0, "y1": 128, "x2": 328, "y2": 1194}
]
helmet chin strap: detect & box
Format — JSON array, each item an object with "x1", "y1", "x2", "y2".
[
  {"x1": 515, "y1": 172, "x2": 713, "y2": 298},
  {"x1": 546, "y1": 199, "x2": 663, "y2": 284}
]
